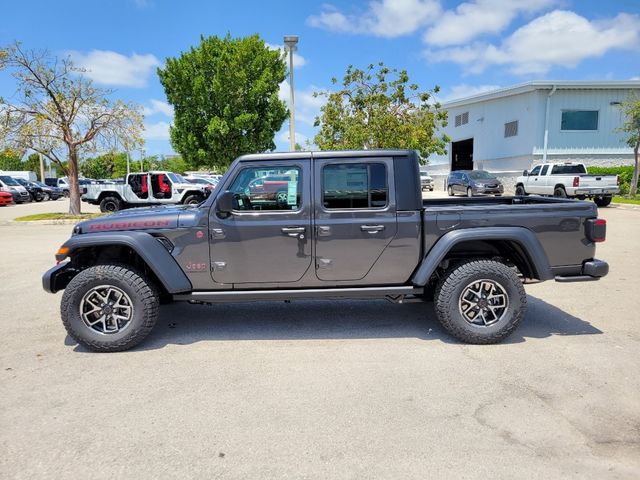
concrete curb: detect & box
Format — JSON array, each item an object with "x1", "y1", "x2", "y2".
[{"x1": 610, "y1": 203, "x2": 640, "y2": 211}]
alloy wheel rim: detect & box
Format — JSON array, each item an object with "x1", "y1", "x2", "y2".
[
  {"x1": 79, "y1": 285, "x2": 134, "y2": 334},
  {"x1": 458, "y1": 279, "x2": 509, "y2": 326}
]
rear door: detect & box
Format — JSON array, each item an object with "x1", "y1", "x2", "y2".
[{"x1": 314, "y1": 157, "x2": 397, "y2": 281}]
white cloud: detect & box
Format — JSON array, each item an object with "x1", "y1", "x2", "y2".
[
  {"x1": 279, "y1": 80, "x2": 326, "y2": 126},
  {"x1": 428, "y1": 10, "x2": 640, "y2": 74},
  {"x1": 265, "y1": 43, "x2": 307, "y2": 67},
  {"x1": 143, "y1": 121, "x2": 171, "y2": 140},
  {"x1": 69, "y1": 50, "x2": 160, "y2": 88},
  {"x1": 143, "y1": 99, "x2": 174, "y2": 117},
  {"x1": 423, "y1": 0, "x2": 556, "y2": 46},
  {"x1": 439, "y1": 84, "x2": 501, "y2": 102},
  {"x1": 631, "y1": 76, "x2": 640, "y2": 81},
  {"x1": 307, "y1": 0, "x2": 441, "y2": 37}
]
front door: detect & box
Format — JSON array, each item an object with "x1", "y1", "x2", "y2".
[
  {"x1": 209, "y1": 161, "x2": 312, "y2": 285},
  {"x1": 314, "y1": 157, "x2": 397, "y2": 281}
]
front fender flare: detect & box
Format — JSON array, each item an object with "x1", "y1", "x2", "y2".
[
  {"x1": 53, "y1": 231, "x2": 192, "y2": 294},
  {"x1": 411, "y1": 227, "x2": 553, "y2": 286}
]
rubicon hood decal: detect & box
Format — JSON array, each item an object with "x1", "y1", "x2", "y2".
[{"x1": 76, "y1": 207, "x2": 183, "y2": 233}]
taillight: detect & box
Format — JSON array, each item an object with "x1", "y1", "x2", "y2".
[
  {"x1": 586, "y1": 218, "x2": 606, "y2": 243},
  {"x1": 573, "y1": 176, "x2": 580, "y2": 187}
]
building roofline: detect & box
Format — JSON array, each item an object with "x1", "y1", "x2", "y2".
[{"x1": 442, "y1": 80, "x2": 640, "y2": 108}]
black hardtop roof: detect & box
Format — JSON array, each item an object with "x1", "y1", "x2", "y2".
[{"x1": 236, "y1": 149, "x2": 418, "y2": 162}]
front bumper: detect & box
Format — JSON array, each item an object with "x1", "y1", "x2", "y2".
[
  {"x1": 555, "y1": 259, "x2": 609, "y2": 282},
  {"x1": 42, "y1": 261, "x2": 76, "y2": 293},
  {"x1": 473, "y1": 186, "x2": 504, "y2": 194}
]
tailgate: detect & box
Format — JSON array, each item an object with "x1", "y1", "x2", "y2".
[{"x1": 577, "y1": 175, "x2": 618, "y2": 188}]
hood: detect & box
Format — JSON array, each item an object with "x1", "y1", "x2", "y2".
[{"x1": 74, "y1": 204, "x2": 194, "y2": 234}]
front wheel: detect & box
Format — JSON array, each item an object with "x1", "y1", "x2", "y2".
[
  {"x1": 34, "y1": 191, "x2": 45, "y2": 202},
  {"x1": 515, "y1": 185, "x2": 526, "y2": 196},
  {"x1": 61, "y1": 265, "x2": 160, "y2": 352},
  {"x1": 447, "y1": 185, "x2": 454, "y2": 196},
  {"x1": 434, "y1": 259, "x2": 527, "y2": 344},
  {"x1": 466, "y1": 187, "x2": 473, "y2": 197},
  {"x1": 594, "y1": 195, "x2": 612, "y2": 207}
]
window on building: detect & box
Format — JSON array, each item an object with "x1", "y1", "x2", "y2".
[
  {"x1": 504, "y1": 120, "x2": 518, "y2": 137},
  {"x1": 561, "y1": 110, "x2": 598, "y2": 131},
  {"x1": 322, "y1": 163, "x2": 388, "y2": 209},
  {"x1": 455, "y1": 111, "x2": 469, "y2": 127}
]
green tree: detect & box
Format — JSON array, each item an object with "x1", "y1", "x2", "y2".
[
  {"x1": 313, "y1": 63, "x2": 449, "y2": 162},
  {"x1": 0, "y1": 43, "x2": 143, "y2": 214},
  {"x1": 24, "y1": 153, "x2": 41, "y2": 176},
  {"x1": 0, "y1": 148, "x2": 23, "y2": 170},
  {"x1": 158, "y1": 34, "x2": 288, "y2": 170},
  {"x1": 619, "y1": 94, "x2": 640, "y2": 196}
]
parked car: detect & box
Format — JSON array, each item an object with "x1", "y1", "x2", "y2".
[
  {"x1": 447, "y1": 170, "x2": 504, "y2": 197},
  {"x1": 44, "y1": 149, "x2": 609, "y2": 352},
  {"x1": 82, "y1": 171, "x2": 208, "y2": 212},
  {"x1": 33, "y1": 181, "x2": 64, "y2": 200},
  {"x1": 0, "y1": 191, "x2": 14, "y2": 207},
  {"x1": 0, "y1": 175, "x2": 31, "y2": 203},
  {"x1": 184, "y1": 176, "x2": 218, "y2": 195},
  {"x1": 45, "y1": 177, "x2": 70, "y2": 197},
  {"x1": 15, "y1": 178, "x2": 47, "y2": 202},
  {"x1": 420, "y1": 171, "x2": 434, "y2": 191},
  {"x1": 515, "y1": 162, "x2": 619, "y2": 207}
]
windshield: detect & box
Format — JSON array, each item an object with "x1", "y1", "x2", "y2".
[
  {"x1": 0, "y1": 176, "x2": 20, "y2": 186},
  {"x1": 34, "y1": 181, "x2": 47, "y2": 187},
  {"x1": 167, "y1": 173, "x2": 182, "y2": 183},
  {"x1": 420, "y1": 171, "x2": 430, "y2": 177},
  {"x1": 468, "y1": 171, "x2": 497, "y2": 180}
]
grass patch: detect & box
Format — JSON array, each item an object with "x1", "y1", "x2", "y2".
[
  {"x1": 14, "y1": 212, "x2": 104, "y2": 222},
  {"x1": 612, "y1": 196, "x2": 640, "y2": 205}
]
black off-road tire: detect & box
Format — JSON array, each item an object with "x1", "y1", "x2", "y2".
[
  {"x1": 100, "y1": 195, "x2": 122, "y2": 213},
  {"x1": 594, "y1": 195, "x2": 612, "y2": 207},
  {"x1": 434, "y1": 259, "x2": 527, "y2": 344},
  {"x1": 515, "y1": 185, "x2": 526, "y2": 196},
  {"x1": 183, "y1": 194, "x2": 204, "y2": 205},
  {"x1": 61, "y1": 265, "x2": 160, "y2": 352},
  {"x1": 553, "y1": 186, "x2": 567, "y2": 198}
]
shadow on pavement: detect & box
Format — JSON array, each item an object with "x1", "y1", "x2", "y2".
[{"x1": 68, "y1": 295, "x2": 602, "y2": 352}]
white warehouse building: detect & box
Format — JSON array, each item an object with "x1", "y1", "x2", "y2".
[{"x1": 428, "y1": 80, "x2": 640, "y2": 190}]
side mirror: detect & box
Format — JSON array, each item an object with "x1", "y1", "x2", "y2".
[
  {"x1": 216, "y1": 190, "x2": 234, "y2": 215},
  {"x1": 522, "y1": 170, "x2": 529, "y2": 177}
]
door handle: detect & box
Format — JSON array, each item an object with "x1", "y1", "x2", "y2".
[
  {"x1": 281, "y1": 226, "x2": 306, "y2": 238},
  {"x1": 361, "y1": 224, "x2": 384, "y2": 233}
]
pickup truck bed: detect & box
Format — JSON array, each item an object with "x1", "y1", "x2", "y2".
[{"x1": 43, "y1": 149, "x2": 609, "y2": 352}]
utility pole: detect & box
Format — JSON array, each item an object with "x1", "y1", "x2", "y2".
[
  {"x1": 284, "y1": 35, "x2": 299, "y2": 152},
  {"x1": 38, "y1": 152, "x2": 45, "y2": 182}
]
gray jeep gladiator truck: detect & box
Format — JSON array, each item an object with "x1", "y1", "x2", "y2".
[{"x1": 43, "y1": 150, "x2": 609, "y2": 352}]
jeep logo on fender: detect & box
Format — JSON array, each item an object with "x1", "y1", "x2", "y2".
[{"x1": 88, "y1": 220, "x2": 171, "y2": 231}]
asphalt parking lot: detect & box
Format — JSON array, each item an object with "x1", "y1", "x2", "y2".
[{"x1": 1, "y1": 199, "x2": 639, "y2": 479}]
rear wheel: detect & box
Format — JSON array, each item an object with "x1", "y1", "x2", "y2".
[
  {"x1": 100, "y1": 196, "x2": 122, "y2": 213},
  {"x1": 183, "y1": 193, "x2": 204, "y2": 205},
  {"x1": 515, "y1": 185, "x2": 526, "y2": 196},
  {"x1": 61, "y1": 265, "x2": 159, "y2": 352},
  {"x1": 447, "y1": 185, "x2": 454, "y2": 196},
  {"x1": 434, "y1": 259, "x2": 527, "y2": 344},
  {"x1": 594, "y1": 195, "x2": 612, "y2": 207},
  {"x1": 553, "y1": 186, "x2": 567, "y2": 198}
]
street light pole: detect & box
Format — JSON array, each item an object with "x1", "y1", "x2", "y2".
[{"x1": 284, "y1": 35, "x2": 299, "y2": 152}]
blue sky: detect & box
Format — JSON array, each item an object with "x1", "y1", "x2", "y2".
[{"x1": 1, "y1": 0, "x2": 638, "y2": 159}]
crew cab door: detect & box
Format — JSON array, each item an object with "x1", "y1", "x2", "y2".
[
  {"x1": 313, "y1": 157, "x2": 397, "y2": 281},
  {"x1": 208, "y1": 160, "x2": 312, "y2": 284}
]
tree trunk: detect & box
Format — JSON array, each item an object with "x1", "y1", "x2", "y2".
[
  {"x1": 67, "y1": 146, "x2": 82, "y2": 215},
  {"x1": 631, "y1": 141, "x2": 639, "y2": 197}
]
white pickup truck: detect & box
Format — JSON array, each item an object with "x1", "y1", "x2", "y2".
[
  {"x1": 82, "y1": 171, "x2": 208, "y2": 212},
  {"x1": 515, "y1": 162, "x2": 619, "y2": 207}
]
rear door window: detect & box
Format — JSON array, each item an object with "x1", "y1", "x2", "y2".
[{"x1": 322, "y1": 163, "x2": 388, "y2": 209}]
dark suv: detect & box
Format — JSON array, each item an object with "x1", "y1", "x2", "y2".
[{"x1": 447, "y1": 170, "x2": 504, "y2": 197}]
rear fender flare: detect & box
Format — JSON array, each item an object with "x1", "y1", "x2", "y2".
[{"x1": 411, "y1": 227, "x2": 553, "y2": 285}]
